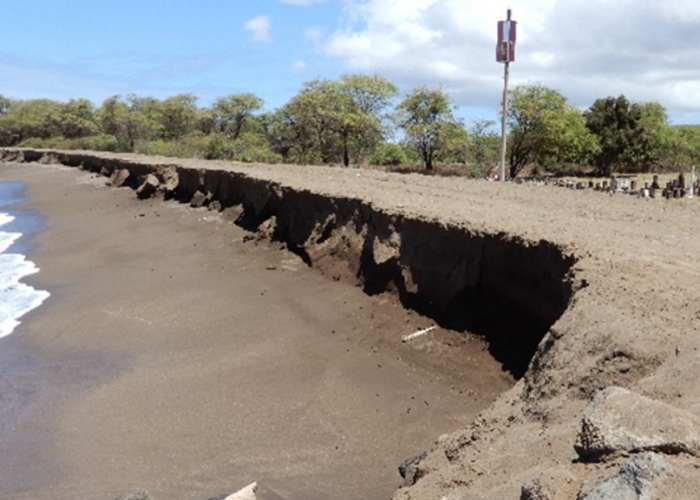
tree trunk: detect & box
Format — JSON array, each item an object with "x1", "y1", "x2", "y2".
[
  {"x1": 424, "y1": 149, "x2": 433, "y2": 170},
  {"x1": 343, "y1": 133, "x2": 350, "y2": 167}
]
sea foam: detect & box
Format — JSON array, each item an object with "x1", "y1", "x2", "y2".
[{"x1": 0, "y1": 212, "x2": 50, "y2": 339}]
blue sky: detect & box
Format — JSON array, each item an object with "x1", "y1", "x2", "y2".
[
  {"x1": 1, "y1": 0, "x2": 340, "y2": 109},
  {"x1": 2, "y1": 0, "x2": 700, "y2": 125}
]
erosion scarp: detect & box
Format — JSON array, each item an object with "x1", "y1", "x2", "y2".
[
  {"x1": 3, "y1": 148, "x2": 699, "y2": 499},
  {"x1": 2, "y1": 148, "x2": 578, "y2": 380}
]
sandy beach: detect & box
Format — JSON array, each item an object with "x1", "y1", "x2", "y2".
[{"x1": 0, "y1": 162, "x2": 510, "y2": 500}]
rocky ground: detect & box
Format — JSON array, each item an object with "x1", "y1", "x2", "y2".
[{"x1": 2, "y1": 148, "x2": 700, "y2": 499}]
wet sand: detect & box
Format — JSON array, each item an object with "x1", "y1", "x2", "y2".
[{"x1": 0, "y1": 163, "x2": 510, "y2": 500}]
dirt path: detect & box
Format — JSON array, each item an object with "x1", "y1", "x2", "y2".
[{"x1": 0, "y1": 163, "x2": 509, "y2": 500}]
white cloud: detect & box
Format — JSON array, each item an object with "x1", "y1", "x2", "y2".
[
  {"x1": 281, "y1": 0, "x2": 328, "y2": 5},
  {"x1": 291, "y1": 60, "x2": 308, "y2": 72},
  {"x1": 324, "y1": 0, "x2": 700, "y2": 122},
  {"x1": 245, "y1": 15, "x2": 271, "y2": 43},
  {"x1": 305, "y1": 26, "x2": 326, "y2": 45}
]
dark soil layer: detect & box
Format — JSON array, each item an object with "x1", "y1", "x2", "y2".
[
  {"x1": 0, "y1": 149, "x2": 577, "y2": 378},
  {"x1": 7, "y1": 149, "x2": 696, "y2": 499}
]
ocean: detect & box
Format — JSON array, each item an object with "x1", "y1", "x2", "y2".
[{"x1": 0, "y1": 182, "x2": 50, "y2": 338}]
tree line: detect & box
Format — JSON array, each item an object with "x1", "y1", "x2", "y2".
[{"x1": 1, "y1": 76, "x2": 699, "y2": 178}]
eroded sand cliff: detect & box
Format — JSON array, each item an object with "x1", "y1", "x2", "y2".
[{"x1": 3, "y1": 148, "x2": 698, "y2": 499}]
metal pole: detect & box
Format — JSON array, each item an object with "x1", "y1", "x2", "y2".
[
  {"x1": 691, "y1": 165, "x2": 696, "y2": 199},
  {"x1": 499, "y1": 60, "x2": 510, "y2": 182}
]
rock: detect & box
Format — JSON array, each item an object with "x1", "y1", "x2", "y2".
[
  {"x1": 223, "y1": 481, "x2": 257, "y2": 500},
  {"x1": 160, "y1": 168, "x2": 179, "y2": 198},
  {"x1": 136, "y1": 174, "x2": 160, "y2": 199},
  {"x1": 399, "y1": 451, "x2": 427, "y2": 486},
  {"x1": 114, "y1": 489, "x2": 153, "y2": 500},
  {"x1": 521, "y1": 477, "x2": 554, "y2": 500},
  {"x1": 190, "y1": 190, "x2": 211, "y2": 208},
  {"x1": 575, "y1": 386, "x2": 700, "y2": 460},
  {"x1": 111, "y1": 168, "x2": 131, "y2": 188},
  {"x1": 578, "y1": 452, "x2": 672, "y2": 500}
]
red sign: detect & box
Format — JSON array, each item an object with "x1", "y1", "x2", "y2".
[{"x1": 496, "y1": 18, "x2": 517, "y2": 63}]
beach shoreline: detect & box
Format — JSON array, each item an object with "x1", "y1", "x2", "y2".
[
  {"x1": 7, "y1": 148, "x2": 700, "y2": 499},
  {"x1": 0, "y1": 162, "x2": 508, "y2": 500}
]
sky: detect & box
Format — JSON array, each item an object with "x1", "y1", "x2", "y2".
[{"x1": 2, "y1": 0, "x2": 700, "y2": 125}]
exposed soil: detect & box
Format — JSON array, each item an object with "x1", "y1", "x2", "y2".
[
  {"x1": 0, "y1": 160, "x2": 509, "y2": 500},
  {"x1": 2, "y1": 148, "x2": 700, "y2": 499}
]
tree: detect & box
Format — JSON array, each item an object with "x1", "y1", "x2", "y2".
[
  {"x1": 156, "y1": 94, "x2": 197, "y2": 141},
  {"x1": 282, "y1": 80, "x2": 345, "y2": 164},
  {"x1": 54, "y1": 99, "x2": 99, "y2": 139},
  {"x1": 99, "y1": 95, "x2": 160, "y2": 151},
  {"x1": 633, "y1": 102, "x2": 673, "y2": 171},
  {"x1": 281, "y1": 75, "x2": 398, "y2": 166},
  {"x1": 0, "y1": 98, "x2": 62, "y2": 145},
  {"x1": 261, "y1": 109, "x2": 301, "y2": 162},
  {"x1": 396, "y1": 87, "x2": 462, "y2": 170},
  {"x1": 0, "y1": 95, "x2": 10, "y2": 115},
  {"x1": 668, "y1": 125, "x2": 700, "y2": 167},
  {"x1": 435, "y1": 122, "x2": 470, "y2": 165},
  {"x1": 337, "y1": 74, "x2": 398, "y2": 163},
  {"x1": 585, "y1": 96, "x2": 672, "y2": 175},
  {"x1": 468, "y1": 119, "x2": 500, "y2": 175},
  {"x1": 212, "y1": 93, "x2": 264, "y2": 140},
  {"x1": 508, "y1": 84, "x2": 597, "y2": 178}
]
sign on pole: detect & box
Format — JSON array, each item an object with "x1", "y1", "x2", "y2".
[
  {"x1": 497, "y1": 9, "x2": 516, "y2": 182},
  {"x1": 496, "y1": 12, "x2": 517, "y2": 63}
]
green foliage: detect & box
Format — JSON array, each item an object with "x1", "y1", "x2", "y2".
[
  {"x1": 282, "y1": 75, "x2": 398, "y2": 166},
  {"x1": 667, "y1": 125, "x2": 700, "y2": 167},
  {"x1": 468, "y1": 119, "x2": 500, "y2": 176},
  {"x1": 136, "y1": 133, "x2": 210, "y2": 159},
  {"x1": 57, "y1": 134, "x2": 120, "y2": 152},
  {"x1": 0, "y1": 95, "x2": 10, "y2": 115},
  {"x1": 337, "y1": 74, "x2": 399, "y2": 164},
  {"x1": 18, "y1": 137, "x2": 60, "y2": 148},
  {"x1": 53, "y1": 99, "x2": 99, "y2": 139},
  {"x1": 435, "y1": 122, "x2": 470, "y2": 165},
  {"x1": 508, "y1": 84, "x2": 597, "y2": 179},
  {"x1": 585, "y1": 95, "x2": 673, "y2": 175},
  {"x1": 99, "y1": 94, "x2": 160, "y2": 152},
  {"x1": 155, "y1": 94, "x2": 197, "y2": 141},
  {"x1": 201, "y1": 132, "x2": 282, "y2": 163},
  {"x1": 396, "y1": 87, "x2": 463, "y2": 170},
  {"x1": 212, "y1": 93, "x2": 264, "y2": 140},
  {"x1": 372, "y1": 143, "x2": 409, "y2": 166},
  {"x1": 0, "y1": 98, "x2": 62, "y2": 145},
  {"x1": 1, "y1": 77, "x2": 697, "y2": 179}
]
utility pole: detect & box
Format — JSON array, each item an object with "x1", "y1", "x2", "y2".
[
  {"x1": 496, "y1": 9, "x2": 516, "y2": 182},
  {"x1": 691, "y1": 165, "x2": 696, "y2": 198}
]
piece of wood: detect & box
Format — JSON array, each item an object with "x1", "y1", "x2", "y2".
[
  {"x1": 224, "y1": 482, "x2": 258, "y2": 500},
  {"x1": 401, "y1": 326, "x2": 437, "y2": 343}
]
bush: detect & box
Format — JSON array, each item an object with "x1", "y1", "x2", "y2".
[
  {"x1": 19, "y1": 137, "x2": 61, "y2": 148},
  {"x1": 136, "y1": 133, "x2": 209, "y2": 159},
  {"x1": 372, "y1": 143, "x2": 409, "y2": 166},
  {"x1": 57, "y1": 134, "x2": 120, "y2": 152},
  {"x1": 204, "y1": 133, "x2": 283, "y2": 163}
]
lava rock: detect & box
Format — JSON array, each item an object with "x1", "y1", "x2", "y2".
[
  {"x1": 575, "y1": 386, "x2": 700, "y2": 461},
  {"x1": 521, "y1": 477, "x2": 554, "y2": 500},
  {"x1": 112, "y1": 168, "x2": 131, "y2": 188},
  {"x1": 160, "y1": 168, "x2": 179, "y2": 199},
  {"x1": 399, "y1": 451, "x2": 427, "y2": 486},
  {"x1": 190, "y1": 190, "x2": 211, "y2": 208},
  {"x1": 578, "y1": 452, "x2": 671, "y2": 500},
  {"x1": 114, "y1": 490, "x2": 153, "y2": 500},
  {"x1": 136, "y1": 174, "x2": 160, "y2": 199}
]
